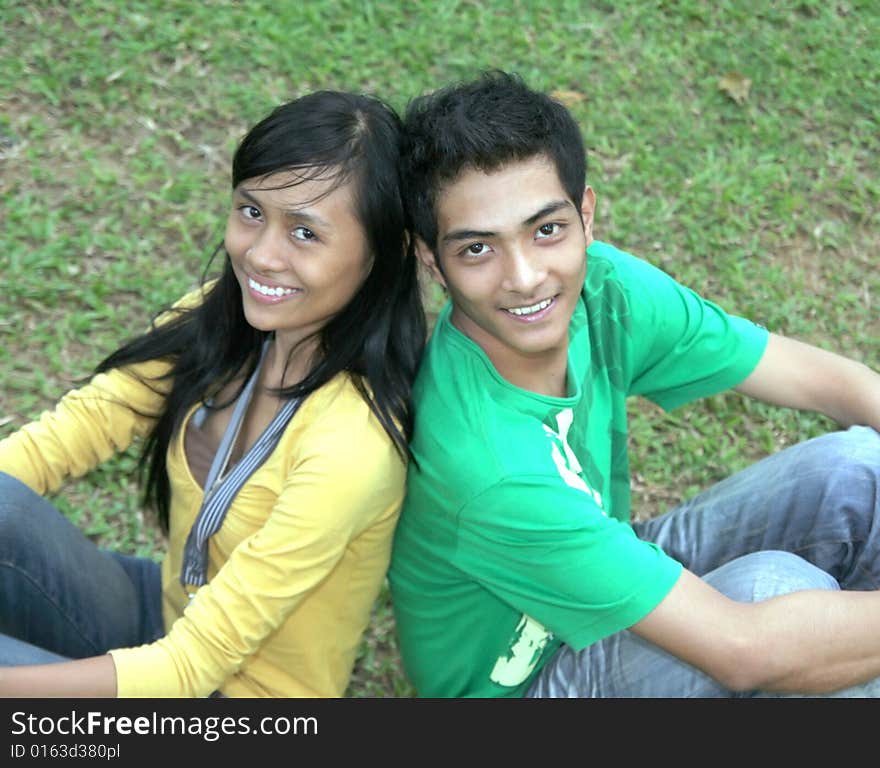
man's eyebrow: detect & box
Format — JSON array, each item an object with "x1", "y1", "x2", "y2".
[
  {"x1": 441, "y1": 228, "x2": 497, "y2": 245},
  {"x1": 523, "y1": 200, "x2": 573, "y2": 226},
  {"x1": 236, "y1": 188, "x2": 332, "y2": 229},
  {"x1": 441, "y1": 200, "x2": 575, "y2": 245}
]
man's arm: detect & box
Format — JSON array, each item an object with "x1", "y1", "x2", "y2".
[
  {"x1": 632, "y1": 568, "x2": 880, "y2": 694},
  {"x1": 734, "y1": 333, "x2": 880, "y2": 430}
]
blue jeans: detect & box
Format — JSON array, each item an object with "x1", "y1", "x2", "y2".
[
  {"x1": 527, "y1": 425, "x2": 880, "y2": 697},
  {"x1": 0, "y1": 472, "x2": 164, "y2": 665}
]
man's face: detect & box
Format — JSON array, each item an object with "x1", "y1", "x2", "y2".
[{"x1": 420, "y1": 155, "x2": 595, "y2": 391}]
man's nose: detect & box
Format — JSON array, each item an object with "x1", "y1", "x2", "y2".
[{"x1": 502, "y1": 246, "x2": 546, "y2": 295}]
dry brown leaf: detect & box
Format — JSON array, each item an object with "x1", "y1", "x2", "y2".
[
  {"x1": 551, "y1": 89, "x2": 587, "y2": 107},
  {"x1": 718, "y1": 72, "x2": 752, "y2": 105}
]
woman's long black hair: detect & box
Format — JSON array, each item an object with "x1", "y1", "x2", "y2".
[{"x1": 96, "y1": 91, "x2": 426, "y2": 533}]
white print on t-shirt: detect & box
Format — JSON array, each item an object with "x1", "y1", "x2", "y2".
[
  {"x1": 488, "y1": 411, "x2": 607, "y2": 688},
  {"x1": 489, "y1": 613, "x2": 552, "y2": 687},
  {"x1": 543, "y1": 408, "x2": 605, "y2": 512}
]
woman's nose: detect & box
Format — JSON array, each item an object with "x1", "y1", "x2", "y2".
[{"x1": 245, "y1": 233, "x2": 286, "y2": 273}]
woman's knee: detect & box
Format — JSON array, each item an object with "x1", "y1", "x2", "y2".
[
  {"x1": 706, "y1": 550, "x2": 839, "y2": 603},
  {"x1": 0, "y1": 473, "x2": 74, "y2": 565},
  {"x1": 0, "y1": 472, "x2": 44, "y2": 513},
  {"x1": 0, "y1": 473, "x2": 45, "y2": 540}
]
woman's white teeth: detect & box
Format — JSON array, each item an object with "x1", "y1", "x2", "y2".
[
  {"x1": 507, "y1": 298, "x2": 552, "y2": 316},
  {"x1": 249, "y1": 277, "x2": 295, "y2": 297}
]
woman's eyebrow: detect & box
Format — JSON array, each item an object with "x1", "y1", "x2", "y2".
[{"x1": 235, "y1": 188, "x2": 332, "y2": 229}]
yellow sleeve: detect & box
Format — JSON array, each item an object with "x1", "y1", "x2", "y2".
[
  {"x1": 109, "y1": 381, "x2": 406, "y2": 697},
  {"x1": 0, "y1": 361, "x2": 171, "y2": 495},
  {"x1": 0, "y1": 283, "x2": 207, "y2": 495}
]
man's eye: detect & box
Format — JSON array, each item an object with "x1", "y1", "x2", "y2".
[
  {"x1": 293, "y1": 226, "x2": 317, "y2": 241},
  {"x1": 537, "y1": 223, "x2": 560, "y2": 238},
  {"x1": 465, "y1": 243, "x2": 489, "y2": 257}
]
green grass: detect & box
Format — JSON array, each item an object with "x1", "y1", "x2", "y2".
[{"x1": 1, "y1": 0, "x2": 877, "y2": 697}]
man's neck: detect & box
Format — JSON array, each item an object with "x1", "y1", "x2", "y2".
[
  {"x1": 495, "y1": 352, "x2": 569, "y2": 398},
  {"x1": 448, "y1": 311, "x2": 571, "y2": 398}
]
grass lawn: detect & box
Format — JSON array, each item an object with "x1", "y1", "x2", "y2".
[{"x1": 1, "y1": 0, "x2": 877, "y2": 697}]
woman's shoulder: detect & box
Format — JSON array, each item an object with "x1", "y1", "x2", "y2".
[
  {"x1": 275, "y1": 372, "x2": 405, "y2": 483},
  {"x1": 153, "y1": 279, "x2": 218, "y2": 327},
  {"x1": 295, "y1": 373, "x2": 381, "y2": 430},
  {"x1": 291, "y1": 373, "x2": 395, "y2": 444}
]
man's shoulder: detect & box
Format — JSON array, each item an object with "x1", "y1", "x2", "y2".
[
  {"x1": 408, "y1": 373, "x2": 526, "y2": 508},
  {"x1": 407, "y1": 350, "x2": 563, "y2": 524},
  {"x1": 585, "y1": 241, "x2": 668, "y2": 293},
  {"x1": 581, "y1": 240, "x2": 701, "y2": 345},
  {"x1": 412, "y1": 305, "x2": 495, "y2": 418}
]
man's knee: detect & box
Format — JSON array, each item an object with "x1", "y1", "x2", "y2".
[
  {"x1": 782, "y1": 427, "x2": 880, "y2": 523},
  {"x1": 707, "y1": 550, "x2": 839, "y2": 604},
  {"x1": 800, "y1": 426, "x2": 880, "y2": 484}
]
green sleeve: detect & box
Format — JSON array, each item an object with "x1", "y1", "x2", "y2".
[
  {"x1": 453, "y1": 476, "x2": 682, "y2": 650},
  {"x1": 588, "y1": 243, "x2": 769, "y2": 410}
]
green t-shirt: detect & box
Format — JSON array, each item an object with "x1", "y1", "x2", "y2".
[{"x1": 389, "y1": 241, "x2": 769, "y2": 698}]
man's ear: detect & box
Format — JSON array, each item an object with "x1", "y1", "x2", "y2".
[
  {"x1": 415, "y1": 237, "x2": 447, "y2": 290},
  {"x1": 580, "y1": 186, "x2": 596, "y2": 245}
]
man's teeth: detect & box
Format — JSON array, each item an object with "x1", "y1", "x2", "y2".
[
  {"x1": 249, "y1": 278, "x2": 296, "y2": 297},
  {"x1": 506, "y1": 298, "x2": 552, "y2": 316}
]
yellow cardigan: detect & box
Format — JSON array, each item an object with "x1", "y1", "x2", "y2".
[{"x1": 0, "y1": 357, "x2": 405, "y2": 697}]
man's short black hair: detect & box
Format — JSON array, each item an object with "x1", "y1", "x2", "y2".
[{"x1": 401, "y1": 70, "x2": 587, "y2": 253}]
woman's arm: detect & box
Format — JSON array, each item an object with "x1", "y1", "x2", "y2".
[
  {"x1": 0, "y1": 285, "x2": 209, "y2": 495},
  {"x1": 0, "y1": 360, "x2": 170, "y2": 495},
  {"x1": 0, "y1": 364, "x2": 170, "y2": 698},
  {"x1": 0, "y1": 655, "x2": 117, "y2": 698}
]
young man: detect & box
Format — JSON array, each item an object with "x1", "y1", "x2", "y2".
[{"x1": 388, "y1": 70, "x2": 880, "y2": 698}]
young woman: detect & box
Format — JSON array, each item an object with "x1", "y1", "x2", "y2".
[{"x1": 0, "y1": 90, "x2": 425, "y2": 697}]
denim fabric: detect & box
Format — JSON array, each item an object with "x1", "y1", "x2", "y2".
[
  {"x1": 0, "y1": 472, "x2": 164, "y2": 665},
  {"x1": 527, "y1": 425, "x2": 880, "y2": 697}
]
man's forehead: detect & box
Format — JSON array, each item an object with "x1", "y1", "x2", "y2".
[{"x1": 435, "y1": 157, "x2": 571, "y2": 235}]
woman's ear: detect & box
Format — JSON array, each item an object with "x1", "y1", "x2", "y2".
[{"x1": 415, "y1": 238, "x2": 447, "y2": 290}]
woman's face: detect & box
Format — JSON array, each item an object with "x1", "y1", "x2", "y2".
[{"x1": 224, "y1": 170, "x2": 372, "y2": 355}]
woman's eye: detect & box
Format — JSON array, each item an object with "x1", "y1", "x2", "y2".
[
  {"x1": 239, "y1": 205, "x2": 262, "y2": 220},
  {"x1": 293, "y1": 226, "x2": 317, "y2": 241},
  {"x1": 536, "y1": 222, "x2": 560, "y2": 238}
]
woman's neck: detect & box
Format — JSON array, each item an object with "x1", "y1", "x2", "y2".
[{"x1": 264, "y1": 334, "x2": 320, "y2": 391}]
